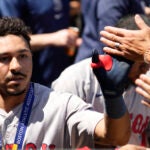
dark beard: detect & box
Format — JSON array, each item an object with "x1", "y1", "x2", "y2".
[{"x1": 7, "y1": 89, "x2": 26, "y2": 96}]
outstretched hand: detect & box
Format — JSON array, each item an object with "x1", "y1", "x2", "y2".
[{"x1": 100, "y1": 14, "x2": 150, "y2": 63}]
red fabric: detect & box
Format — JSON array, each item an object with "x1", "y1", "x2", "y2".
[{"x1": 91, "y1": 55, "x2": 112, "y2": 71}]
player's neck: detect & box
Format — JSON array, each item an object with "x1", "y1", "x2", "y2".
[{"x1": 0, "y1": 92, "x2": 26, "y2": 113}]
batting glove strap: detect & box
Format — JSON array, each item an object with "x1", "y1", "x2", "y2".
[{"x1": 104, "y1": 96, "x2": 127, "y2": 119}]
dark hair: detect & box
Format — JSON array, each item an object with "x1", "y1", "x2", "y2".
[
  {"x1": 0, "y1": 16, "x2": 32, "y2": 48},
  {"x1": 116, "y1": 14, "x2": 150, "y2": 30}
]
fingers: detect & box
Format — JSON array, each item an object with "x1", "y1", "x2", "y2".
[
  {"x1": 101, "y1": 25, "x2": 143, "y2": 40},
  {"x1": 100, "y1": 30, "x2": 121, "y2": 42},
  {"x1": 135, "y1": 74, "x2": 150, "y2": 99},
  {"x1": 100, "y1": 31, "x2": 124, "y2": 51},
  {"x1": 141, "y1": 100, "x2": 150, "y2": 108},
  {"x1": 134, "y1": 14, "x2": 149, "y2": 30},
  {"x1": 137, "y1": 74, "x2": 150, "y2": 86},
  {"x1": 136, "y1": 86, "x2": 150, "y2": 100},
  {"x1": 102, "y1": 46, "x2": 123, "y2": 55},
  {"x1": 100, "y1": 36, "x2": 125, "y2": 55},
  {"x1": 100, "y1": 37, "x2": 126, "y2": 58},
  {"x1": 102, "y1": 26, "x2": 127, "y2": 37},
  {"x1": 100, "y1": 36, "x2": 118, "y2": 48}
]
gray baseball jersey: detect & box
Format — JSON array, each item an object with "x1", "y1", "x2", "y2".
[
  {"x1": 52, "y1": 58, "x2": 150, "y2": 147},
  {"x1": 0, "y1": 83, "x2": 103, "y2": 149}
]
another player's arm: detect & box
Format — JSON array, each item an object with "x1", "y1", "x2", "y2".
[
  {"x1": 94, "y1": 113, "x2": 130, "y2": 146},
  {"x1": 91, "y1": 50, "x2": 131, "y2": 146}
]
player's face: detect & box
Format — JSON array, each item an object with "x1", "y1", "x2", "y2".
[
  {"x1": 0, "y1": 34, "x2": 32, "y2": 96},
  {"x1": 128, "y1": 62, "x2": 150, "y2": 83}
]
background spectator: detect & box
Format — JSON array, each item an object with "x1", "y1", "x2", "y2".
[
  {"x1": 0, "y1": 0, "x2": 79, "y2": 87},
  {"x1": 74, "y1": 0, "x2": 145, "y2": 63}
]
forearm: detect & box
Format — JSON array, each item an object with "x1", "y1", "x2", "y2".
[
  {"x1": 30, "y1": 33, "x2": 61, "y2": 51},
  {"x1": 91, "y1": 50, "x2": 132, "y2": 146},
  {"x1": 105, "y1": 112, "x2": 131, "y2": 146},
  {"x1": 94, "y1": 112, "x2": 131, "y2": 146},
  {"x1": 30, "y1": 28, "x2": 79, "y2": 51}
]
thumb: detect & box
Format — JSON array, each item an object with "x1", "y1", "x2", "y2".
[{"x1": 135, "y1": 14, "x2": 149, "y2": 29}]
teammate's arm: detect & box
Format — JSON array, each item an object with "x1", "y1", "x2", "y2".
[{"x1": 91, "y1": 50, "x2": 131, "y2": 146}]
